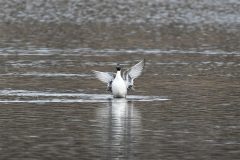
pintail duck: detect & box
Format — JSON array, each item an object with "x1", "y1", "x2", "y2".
[{"x1": 93, "y1": 59, "x2": 145, "y2": 98}]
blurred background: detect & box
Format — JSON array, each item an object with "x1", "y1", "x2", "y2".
[{"x1": 0, "y1": 0, "x2": 239, "y2": 50}]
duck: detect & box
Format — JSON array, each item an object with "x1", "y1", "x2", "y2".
[{"x1": 93, "y1": 59, "x2": 145, "y2": 98}]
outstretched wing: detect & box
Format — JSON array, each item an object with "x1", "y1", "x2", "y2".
[
  {"x1": 123, "y1": 59, "x2": 145, "y2": 90},
  {"x1": 92, "y1": 70, "x2": 115, "y2": 92}
]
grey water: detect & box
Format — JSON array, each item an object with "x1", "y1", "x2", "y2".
[{"x1": 0, "y1": 0, "x2": 240, "y2": 160}]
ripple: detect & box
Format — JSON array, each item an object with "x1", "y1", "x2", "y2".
[
  {"x1": 0, "y1": 89, "x2": 169, "y2": 104},
  {"x1": 0, "y1": 47, "x2": 239, "y2": 56},
  {"x1": 0, "y1": 72, "x2": 89, "y2": 78}
]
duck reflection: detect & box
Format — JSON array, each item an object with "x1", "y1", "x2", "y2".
[{"x1": 96, "y1": 98, "x2": 141, "y2": 159}]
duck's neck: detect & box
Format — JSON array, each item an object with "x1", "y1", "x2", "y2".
[{"x1": 116, "y1": 70, "x2": 121, "y2": 78}]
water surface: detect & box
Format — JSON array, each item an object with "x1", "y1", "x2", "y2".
[
  {"x1": 0, "y1": 1, "x2": 240, "y2": 159},
  {"x1": 0, "y1": 47, "x2": 239, "y2": 160}
]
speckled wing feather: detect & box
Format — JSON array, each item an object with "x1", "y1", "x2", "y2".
[
  {"x1": 123, "y1": 59, "x2": 145, "y2": 90},
  {"x1": 92, "y1": 70, "x2": 115, "y2": 92}
]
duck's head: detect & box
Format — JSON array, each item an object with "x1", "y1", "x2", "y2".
[{"x1": 116, "y1": 64, "x2": 121, "y2": 71}]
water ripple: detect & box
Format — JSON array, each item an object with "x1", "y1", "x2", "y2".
[
  {"x1": 0, "y1": 89, "x2": 169, "y2": 104},
  {"x1": 0, "y1": 72, "x2": 89, "y2": 78},
  {"x1": 0, "y1": 47, "x2": 240, "y2": 56}
]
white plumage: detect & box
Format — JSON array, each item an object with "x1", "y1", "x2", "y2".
[{"x1": 93, "y1": 59, "x2": 145, "y2": 98}]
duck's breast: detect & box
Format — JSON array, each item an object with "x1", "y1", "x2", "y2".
[{"x1": 112, "y1": 77, "x2": 127, "y2": 98}]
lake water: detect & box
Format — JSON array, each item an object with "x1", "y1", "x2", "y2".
[
  {"x1": 0, "y1": 46, "x2": 239, "y2": 160},
  {"x1": 0, "y1": 0, "x2": 240, "y2": 159}
]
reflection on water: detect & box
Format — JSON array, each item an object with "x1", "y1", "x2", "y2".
[{"x1": 96, "y1": 98, "x2": 141, "y2": 159}]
